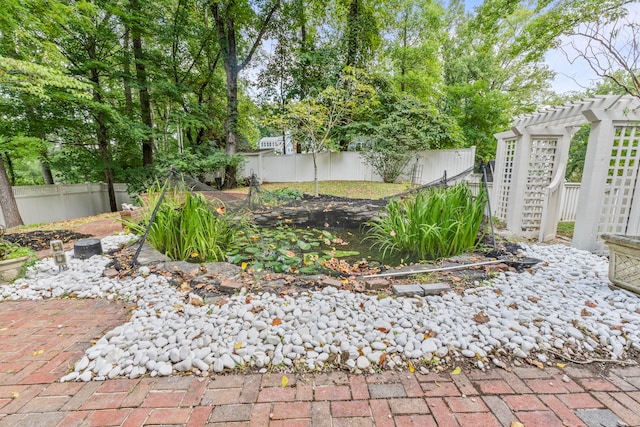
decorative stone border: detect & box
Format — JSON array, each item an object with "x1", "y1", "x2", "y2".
[{"x1": 0, "y1": 256, "x2": 29, "y2": 283}]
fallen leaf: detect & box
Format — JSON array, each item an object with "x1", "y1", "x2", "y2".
[
  {"x1": 378, "y1": 353, "x2": 386, "y2": 366},
  {"x1": 435, "y1": 381, "x2": 441, "y2": 387},
  {"x1": 272, "y1": 318, "x2": 283, "y2": 326},
  {"x1": 195, "y1": 283, "x2": 206, "y2": 289},
  {"x1": 473, "y1": 312, "x2": 490, "y2": 324},
  {"x1": 450, "y1": 276, "x2": 462, "y2": 282},
  {"x1": 281, "y1": 375, "x2": 289, "y2": 388},
  {"x1": 424, "y1": 330, "x2": 437, "y2": 339},
  {"x1": 241, "y1": 262, "x2": 248, "y2": 270},
  {"x1": 451, "y1": 366, "x2": 461, "y2": 375},
  {"x1": 556, "y1": 363, "x2": 567, "y2": 368},
  {"x1": 581, "y1": 308, "x2": 592, "y2": 317},
  {"x1": 189, "y1": 298, "x2": 204, "y2": 307},
  {"x1": 377, "y1": 327, "x2": 389, "y2": 333},
  {"x1": 510, "y1": 422, "x2": 525, "y2": 427},
  {"x1": 532, "y1": 360, "x2": 544, "y2": 370},
  {"x1": 408, "y1": 361, "x2": 415, "y2": 373},
  {"x1": 585, "y1": 301, "x2": 597, "y2": 308},
  {"x1": 528, "y1": 296, "x2": 540, "y2": 303},
  {"x1": 11, "y1": 392, "x2": 19, "y2": 399},
  {"x1": 32, "y1": 349, "x2": 44, "y2": 357}
]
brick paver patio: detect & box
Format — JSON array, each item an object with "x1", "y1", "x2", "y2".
[{"x1": 1, "y1": 299, "x2": 639, "y2": 426}]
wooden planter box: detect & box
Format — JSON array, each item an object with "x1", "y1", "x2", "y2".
[
  {"x1": 0, "y1": 256, "x2": 29, "y2": 283},
  {"x1": 602, "y1": 234, "x2": 640, "y2": 295}
]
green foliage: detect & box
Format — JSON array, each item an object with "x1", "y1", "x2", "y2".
[
  {"x1": 227, "y1": 226, "x2": 352, "y2": 274},
  {"x1": 362, "y1": 95, "x2": 464, "y2": 182},
  {"x1": 121, "y1": 145, "x2": 245, "y2": 196},
  {"x1": 365, "y1": 183, "x2": 487, "y2": 260},
  {"x1": 0, "y1": 56, "x2": 92, "y2": 101},
  {"x1": 286, "y1": 67, "x2": 377, "y2": 196},
  {"x1": 381, "y1": 0, "x2": 445, "y2": 100},
  {"x1": 123, "y1": 188, "x2": 236, "y2": 263},
  {"x1": 262, "y1": 188, "x2": 304, "y2": 204},
  {"x1": 0, "y1": 238, "x2": 35, "y2": 261},
  {"x1": 565, "y1": 125, "x2": 590, "y2": 182}
]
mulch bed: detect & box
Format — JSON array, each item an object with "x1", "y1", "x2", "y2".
[{"x1": 3, "y1": 230, "x2": 92, "y2": 252}]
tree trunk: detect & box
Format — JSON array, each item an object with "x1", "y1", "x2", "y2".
[
  {"x1": 212, "y1": 0, "x2": 279, "y2": 188},
  {"x1": 400, "y1": 13, "x2": 407, "y2": 92},
  {"x1": 131, "y1": 0, "x2": 154, "y2": 166},
  {"x1": 346, "y1": 0, "x2": 360, "y2": 67},
  {"x1": 4, "y1": 153, "x2": 15, "y2": 186},
  {"x1": 313, "y1": 152, "x2": 319, "y2": 197},
  {"x1": 122, "y1": 24, "x2": 134, "y2": 118},
  {"x1": 89, "y1": 64, "x2": 118, "y2": 212},
  {"x1": 40, "y1": 159, "x2": 54, "y2": 185},
  {"x1": 0, "y1": 153, "x2": 23, "y2": 228}
]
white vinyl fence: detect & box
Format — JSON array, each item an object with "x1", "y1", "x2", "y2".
[
  {"x1": 243, "y1": 148, "x2": 476, "y2": 185},
  {"x1": 0, "y1": 183, "x2": 131, "y2": 227},
  {"x1": 468, "y1": 180, "x2": 581, "y2": 223}
]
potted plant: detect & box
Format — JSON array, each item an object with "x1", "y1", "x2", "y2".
[{"x1": 0, "y1": 226, "x2": 35, "y2": 283}]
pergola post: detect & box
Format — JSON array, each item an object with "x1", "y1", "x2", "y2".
[
  {"x1": 573, "y1": 112, "x2": 615, "y2": 251},
  {"x1": 506, "y1": 127, "x2": 529, "y2": 234}
]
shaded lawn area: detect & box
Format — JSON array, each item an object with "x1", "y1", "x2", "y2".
[{"x1": 227, "y1": 180, "x2": 408, "y2": 200}]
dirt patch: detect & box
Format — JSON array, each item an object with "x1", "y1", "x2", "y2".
[{"x1": 3, "y1": 230, "x2": 92, "y2": 252}]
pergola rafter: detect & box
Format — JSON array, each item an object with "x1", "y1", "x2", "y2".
[{"x1": 492, "y1": 95, "x2": 640, "y2": 252}]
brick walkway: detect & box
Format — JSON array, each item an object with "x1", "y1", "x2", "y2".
[{"x1": 1, "y1": 300, "x2": 640, "y2": 426}]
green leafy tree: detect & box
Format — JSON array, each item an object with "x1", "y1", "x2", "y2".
[
  {"x1": 380, "y1": 0, "x2": 444, "y2": 101},
  {"x1": 210, "y1": 0, "x2": 281, "y2": 188},
  {"x1": 0, "y1": 53, "x2": 93, "y2": 227},
  {"x1": 286, "y1": 68, "x2": 376, "y2": 196},
  {"x1": 441, "y1": 0, "x2": 552, "y2": 160},
  {"x1": 362, "y1": 95, "x2": 465, "y2": 183}
]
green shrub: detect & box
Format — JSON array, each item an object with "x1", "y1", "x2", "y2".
[
  {"x1": 365, "y1": 183, "x2": 487, "y2": 260},
  {"x1": 123, "y1": 188, "x2": 236, "y2": 263},
  {"x1": 262, "y1": 188, "x2": 304, "y2": 204}
]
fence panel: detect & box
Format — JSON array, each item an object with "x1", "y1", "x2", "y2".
[
  {"x1": 243, "y1": 148, "x2": 476, "y2": 184},
  {"x1": 0, "y1": 183, "x2": 131, "y2": 227},
  {"x1": 559, "y1": 183, "x2": 581, "y2": 222}
]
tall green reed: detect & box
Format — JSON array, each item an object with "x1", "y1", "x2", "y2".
[
  {"x1": 122, "y1": 186, "x2": 236, "y2": 262},
  {"x1": 365, "y1": 182, "x2": 487, "y2": 260}
]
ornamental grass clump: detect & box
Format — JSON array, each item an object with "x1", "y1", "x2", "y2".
[
  {"x1": 124, "y1": 189, "x2": 236, "y2": 263},
  {"x1": 366, "y1": 183, "x2": 487, "y2": 260}
]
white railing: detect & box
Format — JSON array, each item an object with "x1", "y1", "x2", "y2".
[
  {"x1": 243, "y1": 148, "x2": 476, "y2": 185},
  {"x1": 0, "y1": 183, "x2": 131, "y2": 227},
  {"x1": 467, "y1": 180, "x2": 581, "y2": 224},
  {"x1": 559, "y1": 183, "x2": 580, "y2": 222}
]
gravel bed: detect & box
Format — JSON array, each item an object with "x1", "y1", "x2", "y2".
[{"x1": 1, "y1": 234, "x2": 639, "y2": 381}]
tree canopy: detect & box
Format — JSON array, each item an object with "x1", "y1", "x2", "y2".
[{"x1": 0, "y1": 0, "x2": 635, "y2": 215}]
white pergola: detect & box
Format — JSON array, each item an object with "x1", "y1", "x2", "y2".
[{"x1": 492, "y1": 95, "x2": 640, "y2": 252}]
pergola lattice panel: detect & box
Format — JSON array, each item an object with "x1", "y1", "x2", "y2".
[
  {"x1": 495, "y1": 138, "x2": 516, "y2": 221},
  {"x1": 598, "y1": 125, "x2": 640, "y2": 236},
  {"x1": 522, "y1": 138, "x2": 558, "y2": 232}
]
